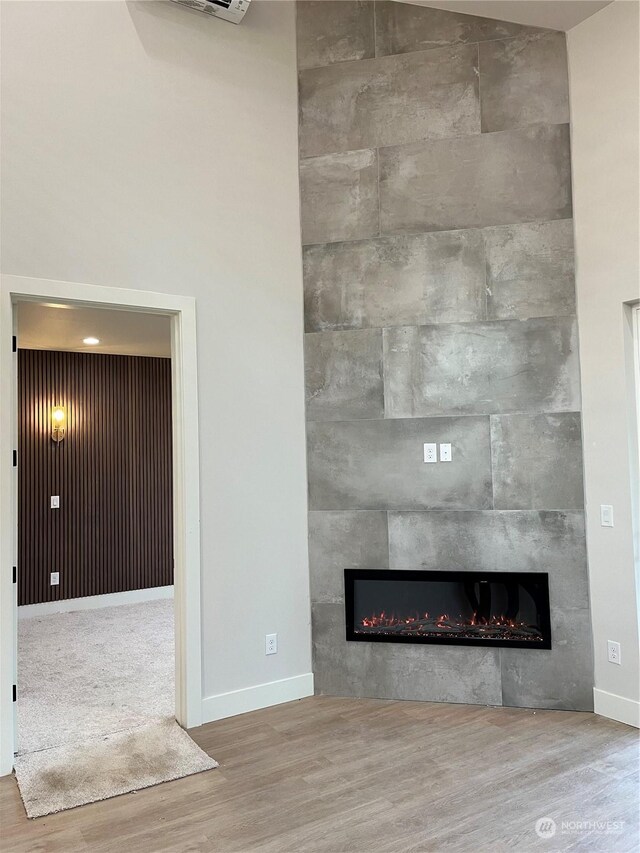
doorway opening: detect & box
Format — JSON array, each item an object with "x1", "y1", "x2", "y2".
[
  {"x1": 16, "y1": 302, "x2": 175, "y2": 757},
  {"x1": 0, "y1": 276, "x2": 203, "y2": 780}
]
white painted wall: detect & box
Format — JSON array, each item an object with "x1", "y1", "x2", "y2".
[
  {"x1": 0, "y1": 0, "x2": 312, "y2": 715},
  {"x1": 568, "y1": 0, "x2": 640, "y2": 727}
]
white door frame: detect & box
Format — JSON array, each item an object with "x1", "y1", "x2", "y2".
[{"x1": 0, "y1": 274, "x2": 202, "y2": 775}]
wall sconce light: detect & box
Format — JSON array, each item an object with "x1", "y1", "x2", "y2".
[{"x1": 51, "y1": 406, "x2": 66, "y2": 443}]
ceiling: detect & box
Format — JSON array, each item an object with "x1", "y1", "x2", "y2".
[
  {"x1": 400, "y1": 1, "x2": 613, "y2": 31},
  {"x1": 17, "y1": 302, "x2": 171, "y2": 358}
]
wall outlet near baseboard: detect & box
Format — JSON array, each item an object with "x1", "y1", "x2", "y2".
[
  {"x1": 50, "y1": 572, "x2": 60, "y2": 586},
  {"x1": 607, "y1": 640, "x2": 621, "y2": 665},
  {"x1": 265, "y1": 633, "x2": 277, "y2": 655}
]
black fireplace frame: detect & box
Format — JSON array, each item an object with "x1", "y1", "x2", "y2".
[{"x1": 344, "y1": 569, "x2": 552, "y2": 650}]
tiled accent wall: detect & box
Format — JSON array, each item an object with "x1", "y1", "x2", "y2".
[{"x1": 297, "y1": 1, "x2": 592, "y2": 710}]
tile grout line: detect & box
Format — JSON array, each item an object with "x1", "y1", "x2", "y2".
[
  {"x1": 298, "y1": 30, "x2": 554, "y2": 74},
  {"x1": 381, "y1": 324, "x2": 388, "y2": 420},
  {"x1": 481, "y1": 229, "x2": 489, "y2": 322},
  {"x1": 303, "y1": 316, "x2": 579, "y2": 337},
  {"x1": 372, "y1": 0, "x2": 378, "y2": 60},
  {"x1": 385, "y1": 508, "x2": 391, "y2": 569},
  {"x1": 300, "y1": 120, "x2": 570, "y2": 166},
  {"x1": 489, "y1": 414, "x2": 496, "y2": 511},
  {"x1": 307, "y1": 508, "x2": 585, "y2": 514},
  {"x1": 305, "y1": 314, "x2": 580, "y2": 334},
  {"x1": 476, "y1": 41, "x2": 484, "y2": 136},
  {"x1": 375, "y1": 147, "x2": 382, "y2": 239},
  {"x1": 300, "y1": 214, "x2": 574, "y2": 251},
  {"x1": 306, "y1": 409, "x2": 582, "y2": 424}
]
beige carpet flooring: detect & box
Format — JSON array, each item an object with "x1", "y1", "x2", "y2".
[
  {"x1": 15, "y1": 599, "x2": 217, "y2": 817},
  {"x1": 17, "y1": 599, "x2": 175, "y2": 755}
]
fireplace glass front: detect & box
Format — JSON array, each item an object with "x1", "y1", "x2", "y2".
[{"x1": 345, "y1": 570, "x2": 551, "y2": 650}]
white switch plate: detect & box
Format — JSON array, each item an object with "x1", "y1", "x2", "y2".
[
  {"x1": 439, "y1": 443, "x2": 452, "y2": 462},
  {"x1": 50, "y1": 572, "x2": 60, "y2": 586},
  {"x1": 265, "y1": 633, "x2": 278, "y2": 655},
  {"x1": 423, "y1": 443, "x2": 437, "y2": 464},
  {"x1": 600, "y1": 505, "x2": 614, "y2": 527},
  {"x1": 50, "y1": 495, "x2": 60, "y2": 509},
  {"x1": 607, "y1": 640, "x2": 621, "y2": 665}
]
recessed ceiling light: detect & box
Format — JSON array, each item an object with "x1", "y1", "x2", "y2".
[{"x1": 83, "y1": 336, "x2": 100, "y2": 345}]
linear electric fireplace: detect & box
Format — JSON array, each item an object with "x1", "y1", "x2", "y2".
[{"x1": 345, "y1": 570, "x2": 551, "y2": 650}]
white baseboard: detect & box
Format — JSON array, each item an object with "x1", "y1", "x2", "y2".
[
  {"x1": 201, "y1": 673, "x2": 314, "y2": 724},
  {"x1": 594, "y1": 688, "x2": 640, "y2": 728},
  {"x1": 18, "y1": 586, "x2": 174, "y2": 619}
]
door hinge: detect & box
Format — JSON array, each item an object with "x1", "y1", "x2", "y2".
[
  {"x1": 12, "y1": 335, "x2": 17, "y2": 353},
  {"x1": 13, "y1": 685, "x2": 17, "y2": 702},
  {"x1": 12, "y1": 566, "x2": 16, "y2": 584},
  {"x1": 12, "y1": 450, "x2": 17, "y2": 467}
]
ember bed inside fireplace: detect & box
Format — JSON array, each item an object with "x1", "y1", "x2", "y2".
[{"x1": 345, "y1": 570, "x2": 551, "y2": 649}]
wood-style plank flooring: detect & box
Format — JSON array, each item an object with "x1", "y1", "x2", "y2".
[{"x1": 1, "y1": 696, "x2": 638, "y2": 852}]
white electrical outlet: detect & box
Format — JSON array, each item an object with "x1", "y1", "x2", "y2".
[
  {"x1": 265, "y1": 633, "x2": 278, "y2": 655},
  {"x1": 423, "y1": 443, "x2": 437, "y2": 464},
  {"x1": 50, "y1": 495, "x2": 60, "y2": 509},
  {"x1": 439, "y1": 443, "x2": 452, "y2": 462},
  {"x1": 50, "y1": 572, "x2": 60, "y2": 586},
  {"x1": 607, "y1": 640, "x2": 621, "y2": 665}
]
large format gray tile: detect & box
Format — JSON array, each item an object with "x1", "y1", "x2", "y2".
[
  {"x1": 296, "y1": 1, "x2": 375, "y2": 71},
  {"x1": 308, "y1": 510, "x2": 389, "y2": 603},
  {"x1": 300, "y1": 149, "x2": 379, "y2": 245},
  {"x1": 491, "y1": 413, "x2": 585, "y2": 510},
  {"x1": 379, "y1": 124, "x2": 572, "y2": 233},
  {"x1": 374, "y1": 1, "x2": 542, "y2": 57},
  {"x1": 384, "y1": 317, "x2": 581, "y2": 418},
  {"x1": 299, "y1": 44, "x2": 479, "y2": 158},
  {"x1": 307, "y1": 416, "x2": 493, "y2": 510},
  {"x1": 388, "y1": 510, "x2": 589, "y2": 611},
  {"x1": 480, "y1": 32, "x2": 570, "y2": 133},
  {"x1": 484, "y1": 220, "x2": 576, "y2": 320},
  {"x1": 312, "y1": 603, "x2": 373, "y2": 696},
  {"x1": 303, "y1": 230, "x2": 486, "y2": 332},
  {"x1": 501, "y1": 608, "x2": 594, "y2": 711},
  {"x1": 305, "y1": 329, "x2": 384, "y2": 421},
  {"x1": 312, "y1": 602, "x2": 503, "y2": 705}
]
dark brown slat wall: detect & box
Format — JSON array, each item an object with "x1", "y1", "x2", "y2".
[{"x1": 18, "y1": 350, "x2": 173, "y2": 606}]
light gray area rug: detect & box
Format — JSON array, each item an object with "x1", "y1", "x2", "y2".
[
  {"x1": 14, "y1": 718, "x2": 218, "y2": 818},
  {"x1": 18, "y1": 599, "x2": 175, "y2": 754},
  {"x1": 16, "y1": 599, "x2": 217, "y2": 817}
]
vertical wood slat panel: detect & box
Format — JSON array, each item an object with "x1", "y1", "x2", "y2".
[{"x1": 17, "y1": 350, "x2": 173, "y2": 606}]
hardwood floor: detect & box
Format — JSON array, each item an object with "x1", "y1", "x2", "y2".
[{"x1": 1, "y1": 696, "x2": 638, "y2": 852}]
